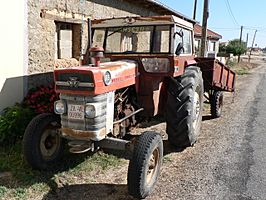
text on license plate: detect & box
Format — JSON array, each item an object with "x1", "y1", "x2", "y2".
[{"x1": 68, "y1": 104, "x2": 84, "y2": 120}]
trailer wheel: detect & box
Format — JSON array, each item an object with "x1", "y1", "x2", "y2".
[
  {"x1": 128, "y1": 131, "x2": 163, "y2": 199},
  {"x1": 166, "y1": 66, "x2": 204, "y2": 147},
  {"x1": 23, "y1": 113, "x2": 64, "y2": 170},
  {"x1": 211, "y1": 91, "x2": 223, "y2": 118}
]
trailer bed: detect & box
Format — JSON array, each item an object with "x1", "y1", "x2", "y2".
[{"x1": 195, "y1": 57, "x2": 236, "y2": 92}]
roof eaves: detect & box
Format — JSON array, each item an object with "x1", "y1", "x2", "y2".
[{"x1": 139, "y1": 0, "x2": 196, "y2": 24}]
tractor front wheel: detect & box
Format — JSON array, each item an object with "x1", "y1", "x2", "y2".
[
  {"x1": 127, "y1": 131, "x2": 163, "y2": 199},
  {"x1": 23, "y1": 113, "x2": 64, "y2": 170}
]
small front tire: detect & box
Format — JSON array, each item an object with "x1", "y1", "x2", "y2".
[
  {"x1": 127, "y1": 132, "x2": 163, "y2": 199},
  {"x1": 23, "y1": 113, "x2": 64, "y2": 170}
]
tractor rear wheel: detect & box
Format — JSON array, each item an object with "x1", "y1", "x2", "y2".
[
  {"x1": 211, "y1": 90, "x2": 223, "y2": 118},
  {"x1": 23, "y1": 113, "x2": 64, "y2": 170},
  {"x1": 166, "y1": 66, "x2": 204, "y2": 147},
  {"x1": 127, "y1": 131, "x2": 163, "y2": 199}
]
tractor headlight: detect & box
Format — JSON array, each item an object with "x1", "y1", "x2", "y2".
[
  {"x1": 141, "y1": 58, "x2": 170, "y2": 73},
  {"x1": 54, "y1": 100, "x2": 66, "y2": 114},
  {"x1": 85, "y1": 103, "x2": 102, "y2": 118},
  {"x1": 103, "y1": 71, "x2": 112, "y2": 86}
]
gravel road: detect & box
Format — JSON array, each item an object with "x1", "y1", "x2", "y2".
[
  {"x1": 146, "y1": 64, "x2": 266, "y2": 200},
  {"x1": 44, "y1": 62, "x2": 266, "y2": 200}
]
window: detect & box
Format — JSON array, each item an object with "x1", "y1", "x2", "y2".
[
  {"x1": 92, "y1": 25, "x2": 171, "y2": 53},
  {"x1": 55, "y1": 22, "x2": 81, "y2": 59},
  {"x1": 93, "y1": 29, "x2": 105, "y2": 48},
  {"x1": 153, "y1": 26, "x2": 170, "y2": 53},
  {"x1": 195, "y1": 39, "x2": 201, "y2": 55},
  {"x1": 195, "y1": 39, "x2": 200, "y2": 50},
  {"x1": 175, "y1": 26, "x2": 193, "y2": 55},
  {"x1": 105, "y1": 26, "x2": 153, "y2": 53},
  {"x1": 209, "y1": 41, "x2": 216, "y2": 52}
]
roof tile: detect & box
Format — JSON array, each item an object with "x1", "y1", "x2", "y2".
[{"x1": 194, "y1": 24, "x2": 222, "y2": 39}]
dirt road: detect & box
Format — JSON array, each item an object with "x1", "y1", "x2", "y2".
[{"x1": 44, "y1": 62, "x2": 266, "y2": 200}]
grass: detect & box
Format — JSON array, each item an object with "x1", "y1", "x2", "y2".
[
  {"x1": 163, "y1": 155, "x2": 173, "y2": 163},
  {"x1": 235, "y1": 67, "x2": 250, "y2": 75},
  {"x1": 227, "y1": 59, "x2": 237, "y2": 68},
  {"x1": 228, "y1": 60, "x2": 259, "y2": 76},
  {"x1": 0, "y1": 186, "x2": 7, "y2": 199},
  {"x1": 0, "y1": 143, "x2": 125, "y2": 199}
]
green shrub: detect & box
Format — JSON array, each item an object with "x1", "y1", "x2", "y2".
[
  {"x1": 227, "y1": 59, "x2": 237, "y2": 68},
  {"x1": 0, "y1": 104, "x2": 36, "y2": 145},
  {"x1": 0, "y1": 84, "x2": 59, "y2": 146}
]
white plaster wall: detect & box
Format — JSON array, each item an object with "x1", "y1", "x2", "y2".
[{"x1": 0, "y1": 0, "x2": 27, "y2": 112}]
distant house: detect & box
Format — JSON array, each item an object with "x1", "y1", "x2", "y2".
[
  {"x1": 194, "y1": 24, "x2": 222, "y2": 56},
  {"x1": 251, "y1": 47, "x2": 262, "y2": 53}
]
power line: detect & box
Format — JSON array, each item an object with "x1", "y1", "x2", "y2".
[
  {"x1": 224, "y1": 0, "x2": 239, "y2": 27},
  {"x1": 243, "y1": 26, "x2": 264, "y2": 31},
  {"x1": 256, "y1": 32, "x2": 266, "y2": 37},
  {"x1": 208, "y1": 27, "x2": 239, "y2": 30},
  {"x1": 258, "y1": 28, "x2": 266, "y2": 32},
  {"x1": 208, "y1": 26, "x2": 266, "y2": 31}
]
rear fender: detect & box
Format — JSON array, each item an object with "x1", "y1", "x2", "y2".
[{"x1": 184, "y1": 59, "x2": 197, "y2": 67}]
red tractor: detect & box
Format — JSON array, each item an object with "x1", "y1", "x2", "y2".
[{"x1": 23, "y1": 15, "x2": 235, "y2": 199}]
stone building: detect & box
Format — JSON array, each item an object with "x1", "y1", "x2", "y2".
[
  {"x1": 4, "y1": 0, "x2": 222, "y2": 112},
  {"x1": 28, "y1": 0, "x2": 188, "y2": 75},
  {"x1": 1, "y1": 0, "x2": 189, "y2": 112}
]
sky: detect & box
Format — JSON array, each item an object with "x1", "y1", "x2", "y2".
[{"x1": 160, "y1": 0, "x2": 266, "y2": 48}]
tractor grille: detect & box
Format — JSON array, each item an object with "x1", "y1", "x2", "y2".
[
  {"x1": 60, "y1": 94, "x2": 107, "y2": 131},
  {"x1": 57, "y1": 72, "x2": 92, "y2": 82},
  {"x1": 56, "y1": 72, "x2": 94, "y2": 91}
]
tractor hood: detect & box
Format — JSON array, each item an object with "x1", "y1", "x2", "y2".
[{"x1": 54, "y1": 60, "x2": 138, "y2": 96}]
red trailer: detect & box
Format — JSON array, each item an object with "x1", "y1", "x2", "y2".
[
  {"x1": 196, "y1": 57, "x2": 235, "y2": 92},
  {"x1": 196, "y1": 57, "x2": 235, "y2": 117}
]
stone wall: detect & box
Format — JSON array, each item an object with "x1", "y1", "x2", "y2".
[{"x1": 27, "y1": 0, "x2": 158, "y2": 76}]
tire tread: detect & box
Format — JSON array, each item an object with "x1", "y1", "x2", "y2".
[
  {"x1": 166, "y1": 66, "x2": 203, "y2": 147},
  {"x1": 128, "y1": 132, "x2": 163, "y2": 199}
]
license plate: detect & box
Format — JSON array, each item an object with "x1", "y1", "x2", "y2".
[{"x1": 68, "y1": 104, "x2": 84, "y2": 120}]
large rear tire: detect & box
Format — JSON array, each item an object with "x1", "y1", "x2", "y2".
[
  {"x1": 23, "y1": 113, "x2": 64, "y2": 170},
  {"x1": 166, "y1": 66, "x2": 204, "y2": 147},
  {"x1": 127, "y1": 132, "x2": 163, "y2": 199}
]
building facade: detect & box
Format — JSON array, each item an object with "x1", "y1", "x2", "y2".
[
  {"x1": 194, "y1": 24, "x2": 222, "y2": 57},
  {"x1": 0, "y1": 0, "x2": 221, "y2": 112},
  {"x1": 1, "y1": 0, "x2": 182, "y2": 112},
  {"x1": 0, "y1": 1, "x2": 27, "y2": 112}
]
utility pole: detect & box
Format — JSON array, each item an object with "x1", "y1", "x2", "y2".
[
  {"x1": 193, "y1": 0, "x2": 198, "y2": 20},
  {"x1": 249, "y1": 30, "x2": 257, "y2": 62},
  {"x1": 245, "y1": 33, "x2": 249, "y2": 54},
  {"x1": 238, "y1": 25, "x2": 243, "y2": 63},
  {"x1": 246, "y1": 33, "x2": 249, "y2": 48},
  {"x1": 200, "y1": 0, "x2": 209, "y2": 57}
]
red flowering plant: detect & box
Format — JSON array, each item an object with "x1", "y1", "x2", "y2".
[{"x1": 23, "y1": 83, "x2": 59, "y2": 114}]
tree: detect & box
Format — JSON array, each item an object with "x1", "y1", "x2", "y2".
[
  {"x1": 225, "y1": 39, "x2": 247, "y2": 56},
  {"x1": 219, "y1": 43, "x2": 227, "y2": 53}
]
